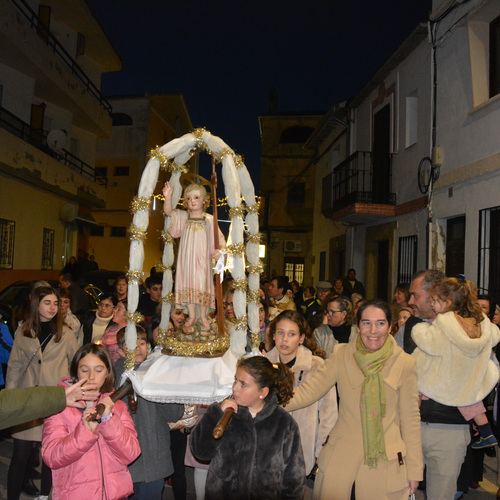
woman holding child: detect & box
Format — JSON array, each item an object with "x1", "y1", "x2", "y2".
[{"x1": 286, "y1": 300, "x2": 422, "y2": 500}]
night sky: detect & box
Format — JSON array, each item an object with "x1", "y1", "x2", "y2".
[{"x1": 88, "y1": 1, "x2": 432, "y2": 190}]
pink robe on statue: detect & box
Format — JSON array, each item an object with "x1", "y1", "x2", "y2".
[{"x1": 169, "y1": 209, "x2": 225, "y2": 312}]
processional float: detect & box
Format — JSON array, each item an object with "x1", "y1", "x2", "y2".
[{"x1": 118, "y1": 129, "x2": 262, "y2": 428}]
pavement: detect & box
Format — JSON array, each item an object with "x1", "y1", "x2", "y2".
[{"x1": 0, "y1": 427, "x2": 496, "y2": 499}]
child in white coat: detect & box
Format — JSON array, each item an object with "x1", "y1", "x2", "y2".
[{"x1": 412, "y1": 277, "x2": 500, "y2": 448}]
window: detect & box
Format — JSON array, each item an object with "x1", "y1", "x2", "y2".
[
  {"x1": 279, "y1": 126, "x2": 314, "y2": 144},
  {"x1": 284, "y1": 258, "x2": 304, "y2": 285},
  {"x1": 445, "y1": 216, "x2": 465, "y2": 277},
  {"x1": 41, "y1": 228, "x2": 55, "y2": 270},
  {"x1": 95, "y1": 167, "x2": 108, "y2": 178},
  {"x1": 91, "y1": 226, "x2": 105, "y2": 236},
  {"x1": 76, "y1": 32, "x2": 86, "y2": 56},
  {"x1": 319, "y1": 251, "x2": 326, "y2": 281},
  {"x1": 114, "y1": 166, "x2": 129, "y2": 176},
  {"x1": 287, "y1": 182, "x2": 305, "y2": 204},
  {"x1": 111, "y1": 113, "x2": 133, "y2": 126},
  {"x1": 478, "y1": 206, "x2": 500, "y2": 299},
  {"x1": 405, "y1": 91, "x2": 418, "y2": 148},
  {"x1": 397, "y1": 235, "x2": 417, "y2": 284},
  {"x1": 0, "y1": 219, "x2": 15, "y2": 269},
  {"x1": 490, "y1": 15, "x2": 500, "y2": 98},
  {"x1": 110, "y1": 226, "x2": 126, "y2": 237}
]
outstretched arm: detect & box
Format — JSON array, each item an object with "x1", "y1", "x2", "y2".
[{"x1": 163, "y1": 181, "x2": 174, "y2": 217}]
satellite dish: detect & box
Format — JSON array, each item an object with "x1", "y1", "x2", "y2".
[
  {"x1": 60, "y1": 203, "x2": 78, "y2": 222},
  {"x1": 47, "y1": 129, "x2": 68, "y2": 151}
]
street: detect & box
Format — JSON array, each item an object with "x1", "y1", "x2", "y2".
[{"x1": 0, "y1": 428, "x2": 497, "y2": 499}]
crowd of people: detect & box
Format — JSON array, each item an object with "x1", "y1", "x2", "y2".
[{"x1": 1, "y1": 264, "x2": 500, "y2": 499}]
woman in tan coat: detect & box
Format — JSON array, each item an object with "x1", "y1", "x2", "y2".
[
  {"x1": 286, "y1": 300, "x2": 422, "y2": 500},
  {"x1": 6, "y1": 286, "x2": 78, "y2": 500}
]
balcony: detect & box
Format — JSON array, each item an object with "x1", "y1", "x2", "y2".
[
  {"x1": 11, "y1": 0, "x2": 112, "y2": 115},
  {"x1": 0, "y1": 1, "x2": 114, "y2": 136},
  {"x1": 0, "y1": 105, "x2": 105, "y2": 187},
  {"x1": 322, "y1": 151, "x2": 397, "y2": 224}
]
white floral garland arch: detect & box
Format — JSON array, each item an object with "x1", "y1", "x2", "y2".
[{"x1": 124, "y1": 128, "x2": 261, "y2": 368}]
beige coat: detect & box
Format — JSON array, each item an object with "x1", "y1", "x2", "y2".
[
  {"x1": 412, "y1": 311, "x2": 500, "y2": 406},
  {"x1": 286, "y1": 335, "x2": 423, "y2": 500},
  {"x1": 266, "y1": 345, "x2": 338, "y2": 473},
  {"x1": 6, "y1": 325, "x2": 78, "y2": 441}
]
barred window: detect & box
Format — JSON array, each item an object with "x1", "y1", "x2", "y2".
[
  {"x1": 41, "y1": 228, "x2": 55, "y2": 270},
  {"x1": 478, "y1": 206, "x2": 500, "y2": 299},
  {"x1": 0, "y1": 219, "x2": 15, "y2": 269},
  {"x1": 397, "y1": 235, "x2": 417, "y2": 284}
]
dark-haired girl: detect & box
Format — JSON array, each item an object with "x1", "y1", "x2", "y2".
[
  {"x1": 190, "y1": 356, "x2": 305, "y2": 500},
  {"x1": 266, "y1": 310, "x2": 337, "y2": 475},
  {"x1": 6, "y1": 286, "x2": 78, "y2": 500},
  {"x1": 42, "y1": 343, "x2": 140, "y2": 499}
]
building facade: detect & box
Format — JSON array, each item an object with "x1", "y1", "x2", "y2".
[
  {"x1": 91, "y1": 93, "x2": 195, "y2": 273},
  {"x1": 0, "y1": 0, "x2": 121, "y2": 289},
  {"x1": 259, "y1": 106, "x2": 323, "y2": 286},
  {"x1": 315, "y1": 0, "x2": 500, "y2": 301}
]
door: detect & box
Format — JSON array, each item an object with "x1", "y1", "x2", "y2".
[{"x1": 372, "y1": 104, "x2": 391, "y2": 203}]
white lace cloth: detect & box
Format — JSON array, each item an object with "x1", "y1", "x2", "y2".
[{"x1": 121, "y1": 348, "x2": 238, "y2": 404}]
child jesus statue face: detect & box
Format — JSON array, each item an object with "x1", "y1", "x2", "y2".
[{"x1": 186, "y1": 190, "x2": 204, "y2": 214}]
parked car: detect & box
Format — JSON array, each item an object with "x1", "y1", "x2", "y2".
[
  {"x1": 0, "y1": 299, "x2": 13, "y2": 335},
  {"x1": 79, "y1": 270, "x2": 124, "y2": 296},
  {"x1": 0, "y1": 279, "x2": 102, "y2": 331}
]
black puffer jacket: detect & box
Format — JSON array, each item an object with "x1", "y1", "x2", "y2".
[{"x1": 190, "y1": 393, "x2": 305, "y2": 500}]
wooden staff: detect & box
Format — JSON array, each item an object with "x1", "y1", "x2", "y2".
[
  {"x1": 212, "y1": 407, "x2": 235, "y2": 439},
  {"x1": 212, "y1": 155, "x2": 225, "y2": 337},
  {"x1": 89, "y1": 378, "x2": 136, "y2": 421}
]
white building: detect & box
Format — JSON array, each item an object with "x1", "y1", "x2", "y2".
[{"x1": 314, "y1": 0, "x2": 500, "y2": 301}]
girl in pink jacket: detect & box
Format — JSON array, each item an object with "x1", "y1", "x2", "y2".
[{"x1": 42, "y1": 344, "x2": 140, "y2": 499}]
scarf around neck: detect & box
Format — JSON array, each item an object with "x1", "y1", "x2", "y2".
[{"x1": 353, "y1": 334, "x2": 393, "y2": 468}]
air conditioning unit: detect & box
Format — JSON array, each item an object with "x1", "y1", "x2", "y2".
[{"x1": 284, "y1": 240, "x2": 302, "y2": 252}]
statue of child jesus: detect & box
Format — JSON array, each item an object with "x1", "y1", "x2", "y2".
[{"x1": 163, "y1": 182, "x2": 225, "y2": 329}]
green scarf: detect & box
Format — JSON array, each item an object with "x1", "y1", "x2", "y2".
[{"x1": 353, "y1": 335, "x2": 393, "y2": 468}]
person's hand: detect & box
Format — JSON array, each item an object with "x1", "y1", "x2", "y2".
[
  {"x1": 212, "y1": 249, "x2": 222, "y2": 260},
  {"x1": 221, "y1": 398, "x2": 238, "y2": 413},
  {"x1": 162, "y1": 181, "x2": 173, "y2": 199},
  {"x1": 99, "y1": 396, "x2": 115, "y2": 417},
  {"x1": 408, "y1": 480, "x2": 419, "y2": 496},
  {"x1": 65, "y1": 378, "x2": 100, "y2": 408},
  {"x1": 82, "y1": 407, "x2": 99, "y2": 432}
]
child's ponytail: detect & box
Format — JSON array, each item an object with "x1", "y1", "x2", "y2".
[{"x1": 237, "y1": 356, "x2": 295, "y2": 406}]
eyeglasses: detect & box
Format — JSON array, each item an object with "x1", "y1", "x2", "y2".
[
  {"x1": 327, "y1": 309, "x2": 343, "y2": 316},
  {"x1": 98, "y1": 303, "x2": 114, "y2": 309},
  {"x1": 224, "y1": 302, "x2": 234, "y2": 308}
]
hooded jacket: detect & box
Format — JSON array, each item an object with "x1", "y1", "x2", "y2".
[
  {"x1": 266, "y1": 345, "x2": 338, "y2": 473},
  {"x1": 42, "y1": 376, "x2": 140, "y2": 500},
  {"x1": 190, "y1": 393, "x2": 305, "y2": 500},
  {"x1": 412, "y1": 311, "x2": 500, "y2": 406}
]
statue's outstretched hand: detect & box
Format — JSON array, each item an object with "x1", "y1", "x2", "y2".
[{"x1": 163, "y1": 181, "x2": 174, "y2": 199}]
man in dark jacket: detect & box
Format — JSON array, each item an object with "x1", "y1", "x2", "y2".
[{"x1": 342, "y1": 268, "x2": 365, "y2": 298}]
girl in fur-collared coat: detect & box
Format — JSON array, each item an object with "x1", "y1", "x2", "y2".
[
  {"x1": 412, "y1": 277, "x2": 500, "y2": 449},
  {"x1": 189, "y1": 356, "x2": 305, "y2": 500}
]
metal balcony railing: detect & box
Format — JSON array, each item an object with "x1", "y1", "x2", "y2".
[
  {"x1": 10, "y1": 0, "x2": 113, "y2": 115},
  {"x1": 0, "y1": 106, "x2": 106, "y2": 186},
  {"x1": 321, "y1": 151, "x2": 396, "y2": 217}
]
